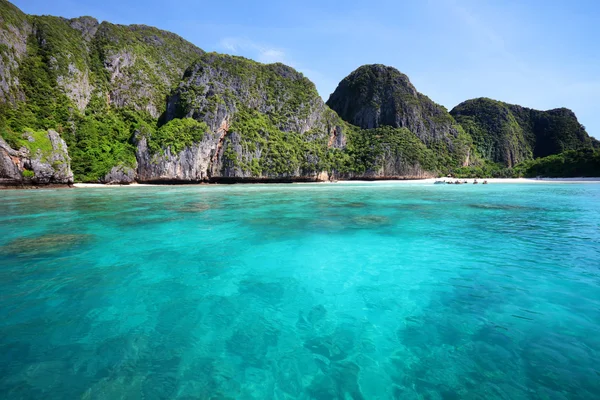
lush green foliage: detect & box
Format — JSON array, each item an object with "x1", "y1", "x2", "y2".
[
  {"x1": 228, "y1": 107, "x2": 326, "y2": 175},
  {"x1": 452, "y1": 149, "x2": 600, "y2": 178},
  {"x1": 147, "y1": 118, "x2": 207, "y2": 155},
  {"x1": 343, "y1": 126, "x2": 439, "y2": 174},
  {"x1": 326, "y1": 64, "x2": 473, "y2": 172},
  {"x1": 0, "y1": 3, "x2": 206, "y2": 182},
  {"x1": 0, "y1": 125, "x2": 54, "y2": 160},
  {"x1": 32, "y1": 16, "x2": 91, "y2": 76},
  {"x1": 0, "y1": 0, "x2": 27, "y2": 30},
  {"x1": 21, "y1": 169, "x2": 34, "y2": 178},
  {"x1": 452, "y1": 162, "x2": 521, "y2": 179},
  {"x1": 227, "y1": 110, "x2": 450, "y2": 177},
  {"x1": 93, "y1": 22, "x2": 204, "y2": 115},
  {"x1": 518, "y1": 149, "x2": 600, "y2": 178},
  {"x1": 451, "y1": 99, "x2": 531, "y2": 166},
  {"x1": 451, "y1": 98, "x2": 594, "y2": 166},
  {"x1": 66, "y1": 98, "x2": 141, "y2": 182}
]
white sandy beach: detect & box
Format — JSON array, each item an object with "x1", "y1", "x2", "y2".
[{"x1": 71, "y1": 177, "x2": 600, "y2": 188}]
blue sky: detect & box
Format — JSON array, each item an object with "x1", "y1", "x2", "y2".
[{"x1": 13, "y1": 0, "x2": 600, "y2": 138}]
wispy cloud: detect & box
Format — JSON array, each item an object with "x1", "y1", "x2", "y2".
[
  {"x1": 218, "y1": 37, "x2": 288, "y2": 64},
  {"x1": 217, "y1": 37, "x2": 337, "y2": 99}
]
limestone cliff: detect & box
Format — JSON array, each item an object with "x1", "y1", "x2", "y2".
[
  {"x1": 450, "y1": 98, "x2": 596, "y2": 167},
  {"x1": 136, "y1": 53, "x2": 346, "y2": 182},
  {"x1": 0, "y1": 129, "x2": 73, "y2": 186},
  {"x1": 0, "y1": 0, "x2": 205, "y2": 183},
  {"x1": 326, "y1": 64, "x2": 472, "y2": 171}
]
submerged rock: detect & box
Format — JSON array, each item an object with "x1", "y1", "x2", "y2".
[{"x1": 1, "y1": 233, "x2": 93, "y2": 256}]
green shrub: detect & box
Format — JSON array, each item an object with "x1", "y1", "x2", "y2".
[{"x1": 148, "y1": 118, "x2": 208, "y2": 155}]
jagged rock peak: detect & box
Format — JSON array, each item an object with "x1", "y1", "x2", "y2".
[{"x1": 69, "y1": 16, "x2": 99, "y2": 41}]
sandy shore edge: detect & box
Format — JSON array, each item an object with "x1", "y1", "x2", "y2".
[{"x1": 71, "y1": 177, "x2": 600, "y2": 188}]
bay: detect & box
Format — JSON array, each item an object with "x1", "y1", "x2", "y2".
[{"x1": 1, "y1": 182, "x2": 599, "y2": 399}]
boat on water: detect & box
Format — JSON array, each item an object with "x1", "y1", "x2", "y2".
[{"x1": 434, "y1": 180, "x2": 446, "y2": 184}]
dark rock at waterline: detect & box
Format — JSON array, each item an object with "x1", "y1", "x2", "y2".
[
  {"x1": 0, "y1": 131, "x2": 73, "y2": 185},
  {"x1": 101, "y1": 165, "x2": 137, "y2": 184}
]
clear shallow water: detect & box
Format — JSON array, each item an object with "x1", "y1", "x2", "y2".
[{"x1": 1, "y1": 183, "x2": 599, "y2": 400}]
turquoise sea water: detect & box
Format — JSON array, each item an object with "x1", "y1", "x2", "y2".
[{"x1": 1, "y1": 182, "x2": 599, "y2": 399}]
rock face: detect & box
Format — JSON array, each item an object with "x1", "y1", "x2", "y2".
[
  {"x1": 101, "y1": 165, "x2": 136, "y2": 184},
  {"x1": 0, "y1": 137, "x2": 24, "y2": 184},
  {"x1": 0, "y1": 0, "x2": 206, "y2": 183},
  {"x1": 96, "y1": 23, "x2": 205, "y2": 118},
  {"x1": 450, "y1": 98, "x2": 597, "y2": 167},
  {"x1": 0, "y1": 130, "x2": 73, "y2": 186},
  {"x1": 136, "y1": 54, "x2": 346, "y2": 182},
  {"x1": 326, "y1": 64, "x2": 472, "y2": 169},
  {"x1": 0, "y1": 0, "x2": 30, "y2": 104}
]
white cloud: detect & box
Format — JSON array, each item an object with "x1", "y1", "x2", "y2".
[
  {"x1": 216, "y1": 37, "x2": 334, "y2": 100},
  {"x1": 217, "y1": 37, "x2": 288, "y2": 65},
  {"x1": 258, "y1": 49, "x2": 286, "y2": 63}
]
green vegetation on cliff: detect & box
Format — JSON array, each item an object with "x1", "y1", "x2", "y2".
[
  {"x1": 327, "y1": 64, "x2": 472, "y2": 172},
  {"x1": 67, "y1": 98, "x2": 141, "y2": 182},
  {"x1": 0, "y1": 0, "x2": 206, "y2": 181},
  {"x1": 226, "y1": 106, "x2": 335, "y2": 176},
  {"x1": 343, "y1": 126, "x2": 438, "y2": 175},
  {"x1": 518, "y1": 149, "x2": 600, "y2": 178},
  {"x1": 0, "y1": 0, "x2": 27, "y2": 28},
  {"x1": 451, "y1": 98, "x2": 594, "y2": 167},
  {"x1": 172, "y1": 53, "x2": 321, "y2": 130},
  {"x1": 147, "y1": 118, "x2": 207, "y2": 155},
  {"x1": 452, "y1": 149, "x2": 600, "y2": 178}
]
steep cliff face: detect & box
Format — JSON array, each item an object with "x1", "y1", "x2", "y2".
[
  {"x1": 450, "y1": 98, "x2": 595, "y2": 167},
  {"x1": 0, "y1": 129, "x2": 73, "y2": 186},
  {"x1": 326, "y1": 64, "x2": 472, "y2": 170},
  {"x1": 0, "y1": 0, "x2": 30, "y2": 104},
  {"x1": 137, "y1": 53, "x2": 347, "y2": 182},
  {"x1": 94, "y1": 22, "x2": 204, "y2": 118},
  {"x1": 0, "y1": 0, "x2": 205, "y2": 183}
]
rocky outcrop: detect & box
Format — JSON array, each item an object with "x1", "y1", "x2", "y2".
[
  {"x1": 0, "y1": 130, "x2": 73, "y2": 186},
  {"x1": 326, "y1": 64, "x2": 471, "y2": 169},
  {"x1": 0, "y1": 0, "x2": 31, "y2": 104},
  {"x1": 135, "y1": 135, "x2": 212, "y2": 182},
  {"x1": 136, "y1": 53, "x2": 347, "y2": 182},
  {"x1": 327, "y1": 65, "x2": 457, "y2": 139},
  {"x1": 0, "y1": 136, "x2": 25, "y2": 184},
  {"x1": 96, "y1": 23, "x2": 205, "y2": 118},
  {"x1": 69, "y1": 16, "x2": 99, "y2": 42},
  {"x1": 450, "y1": 98, "x2": 596, "y2": 167},
  {"x1": 101, "y1": 165, "x2": 136, "y2": 184}
]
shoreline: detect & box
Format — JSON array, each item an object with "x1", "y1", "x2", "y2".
[
  {"x1": 68, "y1": 177, "x2": 600, "y2": 188},
  {"x1": 2, "y1": 177, "x2": 598, "y2": 190}
]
